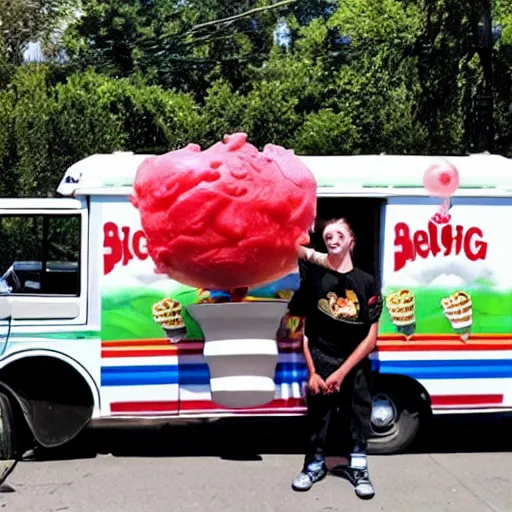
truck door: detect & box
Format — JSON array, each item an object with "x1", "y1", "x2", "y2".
[
  {"x1": 0, "y1": 197, "x2": 101, "y2": 450},
  {"x1": 0, "y1": 198, "x2": 90, "y2": 353}
]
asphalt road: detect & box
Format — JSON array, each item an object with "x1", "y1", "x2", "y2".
[{"x1": 1, "y1": 415, "x2": 511, "y2": 512}]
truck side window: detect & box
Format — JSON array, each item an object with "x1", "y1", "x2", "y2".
[{"x1": 0, "y1": 214, "x2": 81, "y2": 296}]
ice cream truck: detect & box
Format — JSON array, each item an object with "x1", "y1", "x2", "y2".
[{"x1": 1, "y1": 151, "x2": 512, "y2": 461}]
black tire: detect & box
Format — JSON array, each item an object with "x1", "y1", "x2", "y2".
[
  {"x1": 367, "y1": 383, "x2": 430, "y2": 455},
  {"x1": 0, "y1": 392, "x2": 17, "y2": 460}
]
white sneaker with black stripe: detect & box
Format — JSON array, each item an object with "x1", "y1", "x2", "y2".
[
  {"x1": 291, "y1": 461, "x2": 327, "y2": 492},
  {"x1": 342, "y1": 452, "x2": 375, "y2": 499},
  {"x1": 343, "y1": 466, "x2": 375, "y2": 499}
]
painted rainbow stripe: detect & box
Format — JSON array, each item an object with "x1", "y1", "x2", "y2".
[
  {"x1": 102, "y1": 339, "x2": 201, "y2": 358},
  {"x1": 430, "y1": 394, "x2": 504, "y2": 407},
  {"x1": 108, "y1": 394, "x2": 505, "y2": 416},
  {"x1": 100, "y1": 338, "x2": 512, "y2": 415},
  {"x1": 378, "y1": 333, "x2": 512, "y2": 352},
  {"x1": 110, "y1": 398, "x2": 305, "y2": 416},
  {"x1": 102, "y1": 362, "x2": 307, "y2": 387},
  {"x1": 101, "y1": 338, "x2": 512, "y2": 383},
  {"x1": 101, "y1": 335, "x2": 512, "y2": 358},
  {"x1": 101, "y1": 359, "x2": 512, "y2": 386}
]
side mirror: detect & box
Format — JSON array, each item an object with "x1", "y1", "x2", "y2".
[{"x1": 0, "y1": 279, "x2": 11, "y2": 320}]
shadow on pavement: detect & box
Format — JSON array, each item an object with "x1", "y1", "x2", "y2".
[{"x1": 24, "y1": 413, "x2": 512, "y2": 463}]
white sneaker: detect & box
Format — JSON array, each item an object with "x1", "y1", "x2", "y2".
[
  {"x1": 291, "y1": 465, "x2": 326, "y2": 492},
  {"x1": 343, "y1": 467, "x2": 375, "y2": 499}
]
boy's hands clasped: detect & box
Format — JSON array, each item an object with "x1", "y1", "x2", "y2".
[
  {"x1": 308, "y1": 373, "x2": 327, "y2": 394},
  {"x1": 325, "y1": 370, "x2": 345, "y2": 393},
  {"x1": 308, "y1": 370, "x2": 346, "y2": 395}
]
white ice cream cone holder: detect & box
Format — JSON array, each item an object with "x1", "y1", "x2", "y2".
[{"x1": 186, "y1": 300, "x2": 289, "y2": 409}]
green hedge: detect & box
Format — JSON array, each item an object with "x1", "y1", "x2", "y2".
[
  {"x1": 0, "y1": 65, "x2": 203, "y2": 197},
  {"x1": 1, "y1": 58, "x2": 511, "y2": 199}
]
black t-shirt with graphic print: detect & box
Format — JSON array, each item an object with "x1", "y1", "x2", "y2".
[{"x1": 288, "y1": 259, "x2": 383, "y2": 360}]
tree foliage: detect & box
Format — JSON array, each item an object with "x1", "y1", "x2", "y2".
[
  {"x1": 0, "y1": 65, "x2": 203, "y2": 196},
  {"x1": 1, "y1": 0, "x2": 512, "y2": 199},
  {"x1": 0, "y1": 0, "x2": 78, "y2": 65}
]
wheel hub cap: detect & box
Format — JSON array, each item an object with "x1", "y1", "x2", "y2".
[{"x1": 371, "y1": 395, "x2": 396, "y2": 428}]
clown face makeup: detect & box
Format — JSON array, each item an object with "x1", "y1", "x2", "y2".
[{"x1": 322, "y1": 222, "x2": 354, "y2": 256}]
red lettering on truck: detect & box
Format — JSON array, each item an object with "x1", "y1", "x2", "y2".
[
  {"x1": 103, "y1": 222, "x2": 148, "y2": 275},
  {"x1": 394, "y1": 221, "x2": 488, "y2": 272}
]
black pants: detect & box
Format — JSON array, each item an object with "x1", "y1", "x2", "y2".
[{"x1": 302, "y1": 347, "x2": 373, "y2": 469}]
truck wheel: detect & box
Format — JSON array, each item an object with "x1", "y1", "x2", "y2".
[
  {"x1": 367, "y1": 385, "x2": 429, "y2": 455},
  {"x1": 0, "y1": 392, "x2": 17, "y2": 460}
]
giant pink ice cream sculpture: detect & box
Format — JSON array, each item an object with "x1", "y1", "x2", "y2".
[
  {"x1": 131, "y1": 133, "x2": 317, "y2": 408},
  {"x1": 131, "y1": 132, "x2": 317, "y2": 290}
]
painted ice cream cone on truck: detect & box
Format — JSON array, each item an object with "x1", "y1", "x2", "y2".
[
  {"x1": 441, "y1": 291, "x2": 472, "y2": 341},
  {"x1": 131, "y1": 133, "x2": 317, "y2": 409},
  {"x1": 385, "y1": 289, "x2": 416, "y2": 337},
  {"x1": 152, "y1": 298, "x2": 187, "y2": 343}
]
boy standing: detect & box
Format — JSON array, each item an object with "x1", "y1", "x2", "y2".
[{"x1": 290, "y1": 218, "x2": 383, "y2": 499}]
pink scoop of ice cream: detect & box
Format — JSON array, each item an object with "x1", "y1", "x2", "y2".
[{"x1": 131, "y1": 133, "x2": 317, "y2": 290}]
